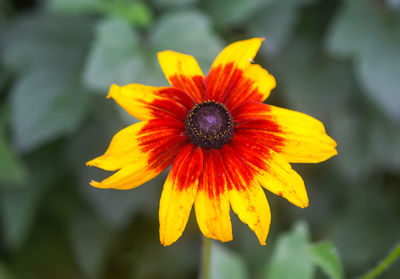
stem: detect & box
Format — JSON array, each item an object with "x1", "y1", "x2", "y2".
[
  {"x1": 359, "y1": 241, "x2": 400, "y2": 279},
  {"x1": 201, "y1": 236, "x2": 212, "y2": 279}
]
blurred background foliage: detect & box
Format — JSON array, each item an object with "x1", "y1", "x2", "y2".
[{"x1": 0, "y1": 0, "x2": 399, "y2": 278}]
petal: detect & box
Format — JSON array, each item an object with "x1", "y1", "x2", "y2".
[
  {"x1": 204, "y1": 38, "x2": 264, "y2": 102},
  {"x1": 194, "y1": 150, "x2": 232, "y2": 242},
  {"x1": 219, "y1": 145, "x2": 271, "y2": 244},
  {"x1": 158, "y1": 50, "x2": 205, "y2": 103},
  {"x1": 230, "y1": 137, "x2": 308, "y2": 208},
  {"x1": 86, "y1": 121, "x2": 148, "y2": 171},
  {"x1": 88, "y1": 119, "x2": 189, "y2": 189},
  {"x1": 108, "y1": 83, "x2": 194, "y2": 121},
  {"x1": 224, "y1": 64, "x2": 276, "y2": 109},
  {"x1": 229, "y1": 182, "x2": 271, "y2": 246},
  {"x1": 233, "y1": 101, "x2": 337, "y2": 163},
  {"x1": 86, "y1": 119, "x2": 186, "y2": 171},
  {"x1": 89, "y1": 159, "x2": 161, "y2": 190},
  {"x1": 159, "y1": 144, "x2": 203, "y2": 246}
]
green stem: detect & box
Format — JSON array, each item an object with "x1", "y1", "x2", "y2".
[
  {"x1": 201, "y1": 236, "x2": 212, "y2": 279},
  {"x1": 359, "y1": 241, "x2": 400, "y2": 279}
]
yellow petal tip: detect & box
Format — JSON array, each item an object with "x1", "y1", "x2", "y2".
[
  {"x1": 107, "y1": 84, "x2": 120, "y2": 99},
  {"x1": 89, "y1": 180, "x2": 99, "y2": 187}
]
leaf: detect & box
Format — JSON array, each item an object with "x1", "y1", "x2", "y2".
[
  {"x1": 326, "y1": 0, "x2": 400, "y2": 120},
  {"x1": 3, "y1": 15, "x2": 93, "y2": 152},
  {"x1": 269, "y1": 38, "x2": 352, "y2": 117},
  {"x1": 210, "y1": 242, "x2": 248, "y2": 279},
  {"x1": 0, "y1": 263, "x2": 12, "y2": 279},
  {"x1": 69, "y1": 212, "x2": 113, "y2": 279},
  {"x1": 84, "y1": 18, "x2": 147, "y2": 92},
  {"x1": 106, "y1": 1, "x2": 153, "y2": 27},
  {"x1": 10, "y1": 70, "x2": 90, "y2": 152},
  {"x1": 3, "y1": 15, "x2": 92, "y2": 72},
  {"x1": 202, "y1": 0, "x2": 270, "y2": 27},
  {"x1": 152, "y1": 0, "x2": 197, "y2": 8},
  {"x1": 0, "y1": 132, "x2": 27, "y2": 185},
  {"x1": 0, "y1": 184, "x2": 46, "y2": 250},
  {"x1": 248, "y1": 0, "x2": 314, "y2": 54},
  {"x1": 47, "y1": 0, "x2": 153, "y2": 27},
  {"x1": 310, "y1": 242, "x2": 343, "y2": 279},
  {"x1": 150, "y1": 10, "x2": 223, "y2": 72},
  {"x1": 266, "y1": 222, "x2": 314, "y2": 279},
  {"x1": 79, "y1": 172, "x2": 162, "y2": 230},
  {"x1": 0, "y1": 105, "x2": 27, "y2": 185},
  {"x1": 47, "y1": 0, "x2": 102, "y2": 13}
]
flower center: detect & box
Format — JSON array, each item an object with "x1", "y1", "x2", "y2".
[{"x1": 185, "y1": 101, "x2": 233, "y2": 149}]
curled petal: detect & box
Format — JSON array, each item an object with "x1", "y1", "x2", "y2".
[
  {"x1": 86, "y1": 121, "x2": 148, "y2": 171},
  {"x1": 88, "y1": 119, "x2": 189, "y2": 189}
]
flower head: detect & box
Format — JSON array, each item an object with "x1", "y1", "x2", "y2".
[{"x1": 87, "y1": 38, "x2": 337, "y2": 246}]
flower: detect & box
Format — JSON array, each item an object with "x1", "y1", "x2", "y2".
[{"x1": 87, "y1": 38, "x2": 337, "y2": 246}]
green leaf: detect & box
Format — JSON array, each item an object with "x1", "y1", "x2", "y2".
[
  {"x1": 203, "y1": 0, "x2": 270, "y2": 27},
  {"x1": 210, "y1": 242, "x2": 248, "y2": 279},
  {"x1": 69, "y1": 212, "x2": 113, "y2": 279},
  {"x1": 0, "y1": 105, "x2": 27, "y2": 185},
  {"x1": 309, "y1": 242, "x2": 343, "y2": 279},
  {"x1": 80, "y1": 173, "x2": 162, "y2": 229},
  {"x1": 47, "y1": 0, "x2": 102, "y2": 13},
  {"x1": 84, "y1": 18, "x2": 147, "y2": 92},
  {"x1": 10, "y1": 70, "x2": 89, "y2": 152},
  {"x1": 107, "y1": 1, "x2": 153, "y2": 27},
  {"x1": 3, "y1": 15, "x2": 92, "y2": 72},
  {"x1": 0, "y1": 263, "x2": 12, "y2": 279},
  {"x1": 152, "y1": 0, "x2": 197, "y2": 8},
  {"x1": 3, "y1": 15, "x2": 93, "y2": 152},
  {"x1": 0, "y1": 132, "x2": 27, "y2": 185},
  {"x1": 248, "y1": 0, "x2": 314, "y2": 54},
  {"x1": 266, "y1": 222, "x2": 314, "y2": 279},
  {"x1": 327, "y1": 0, "x2": 400, "y2": 120},
  {"x1": 0, "y1": 184, "x2": 46, "y2": 250},
  {"x1": 150, "y1": 10, "x2": 223, "y2": 72},
  {"x1": 270, "y1": 38, "x2": 351, "y2": 117}
]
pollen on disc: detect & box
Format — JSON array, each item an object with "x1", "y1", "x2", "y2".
[{"x1": 185, "y1": 101, "x2": 233, "y2": 149}]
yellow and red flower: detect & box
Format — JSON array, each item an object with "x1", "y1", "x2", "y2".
[{"x1": 87, "y1": 38, "x2": 337, "y2": 246}]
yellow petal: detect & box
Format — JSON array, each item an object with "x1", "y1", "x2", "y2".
[
  {"x1": 256, "y1": 149, "x2": 309, "y2": 208},
  {"x1": 157, "y1": 50, "x2": 204, "y2": 103},
  {"x1": 224, "y1": 64, "x2": 276, "y2": 109},
  {"x1": 89, "y1": 159, "x2": 160, "y2": 190},
  {"x1": 218, "y1": 145, "x2": 270, "y2": 245},
  {"x1": 229, "y1": 183, "x2": 271, "y2": 245},
  {"x1": 107, "y1": 84, "x2": 192, "y2": 121},
  {"x1": 243, "y1": 64, "x2": 276, "y2": 102},
  {"x1": 228, "y1": 136, "x2": 308, "y2": 208},
  {"x1": 159, "y1": 144, "x2": 203, "y2": 246},
  {"x1": 211, "y1": 38, "x2": 264, "y2": 71},
  {"x1": 86, "y1": 122, "x2": 147, "y2": 171},
  {"x1": 195, "y1": 190, "x2": 232, "y2": 242},
  {"x1": 267, "y1": 105, "x2": 338, "y2": 163},
  {"x1": 194, "y1": 150, "x2": 232, "y2": 242},
  {"x1": 87, "y1": 119, "x2": 188, "y2": 190},
  {"x1": 233, "y1": 102, "x2": 337, "y2": 163},
  {"x1": 205, "y1": 38, "x2": 264, "y2": 102}
]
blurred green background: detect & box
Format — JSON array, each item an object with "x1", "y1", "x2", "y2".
[{"x1": 0, "y1": 0, "x2": 399, "y2": 278}]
